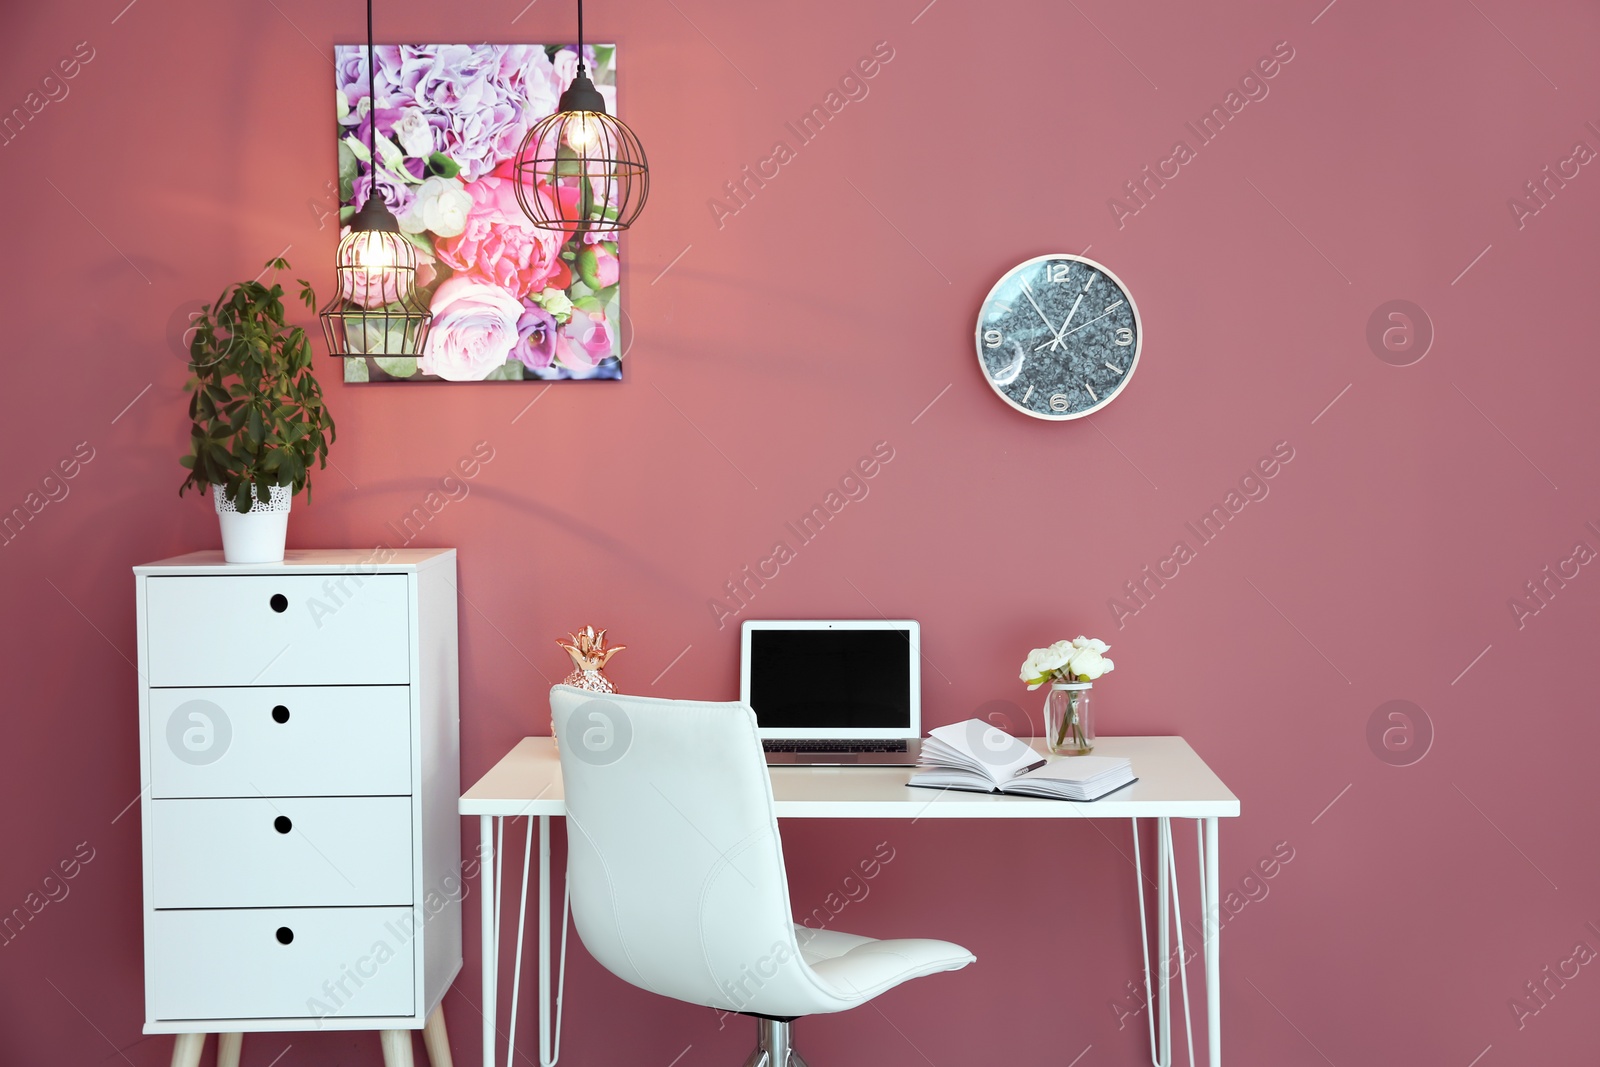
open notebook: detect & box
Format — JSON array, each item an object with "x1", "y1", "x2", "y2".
[{"x1": 907, "y1": 719, "x2": 1136, "y2": 801}]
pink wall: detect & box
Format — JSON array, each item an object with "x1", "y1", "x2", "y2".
[{"x1": 3, "y1": 0, "x2": 1598, "y2": 1062}]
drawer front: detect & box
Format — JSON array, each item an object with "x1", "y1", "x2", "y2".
[
  {"x1": 151, "y1": 797, "x2": 413, "y2": 908},
  {"x1": 149, "y1": 686, "x2": 412, "y2": 798},
  {"x1": 147, "y1": 907, "x2": 415, "y2": 1021},
  {"x1": 144, "y1": 574, "x2": 410, "y2": 686}
]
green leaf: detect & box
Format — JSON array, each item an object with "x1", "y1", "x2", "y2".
[
  {"x1": 373, "y1": 356, "x2": 418, "y2": 378},
  {"x1": 576, "y1": 245, "x2": 602, "y2": 290},
  {"x1": 553, "y1": 144, "x2": 585, "y2": 178},
  {"x1": 344, "y1": 358, "x2": 370, "y2": 383},
  {"x1": 401, "y1": 230, "x2": 435, "y2": 257},
  {"x1": 482, "y1": 359, "x2": 525, "y2": 381},
  {"x1": 175, "y1": 254, "x2": 335, "y2": 499},
  {"x1": 338, "y1": 139, "x2": 361, "y2": 194},
  {"x1": 426, "y1": 152, "x2": 461, "y2": 179}
]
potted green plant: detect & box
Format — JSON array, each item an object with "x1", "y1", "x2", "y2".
[{"x1": 179, "y1": 257, "x2": 335, "y2": 563}]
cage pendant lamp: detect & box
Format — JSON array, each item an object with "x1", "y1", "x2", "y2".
[
  {"x1": 318, "y1": 0, "x2": 432, "y2": 359},
  {"x1": 513, "y1": 0, "x2": 649, "y2": 234}
]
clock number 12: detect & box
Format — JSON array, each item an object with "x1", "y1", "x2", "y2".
[{"x1": 1046, "y1": 263, "x2": 1071, "y2": 283}]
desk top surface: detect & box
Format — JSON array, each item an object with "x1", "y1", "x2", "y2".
[{"x1": 461, "y1": 735, "x2": 1239, "y2": 819}]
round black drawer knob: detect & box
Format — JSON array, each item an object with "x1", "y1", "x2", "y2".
[
  {"x1": 274, "y1": 816, "x2": 292, "y2": 834},
  {"x1": 271, "y1": 705, "x2": 290, "y2": 724},
  {"x1": 270, "y1": 593, "x2": 288, "y2": 613},
  {"x1": 276, "y1": 927, "x2": 294, "y2": 945}
]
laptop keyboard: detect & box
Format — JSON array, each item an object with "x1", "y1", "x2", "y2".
[{"x1": 763, "y1": 740, "x2": 909, "y2": 754}]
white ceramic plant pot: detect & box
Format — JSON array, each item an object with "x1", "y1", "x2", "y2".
[{"x1": 213, "y1": 484, "x2": 292, "y2": 564}]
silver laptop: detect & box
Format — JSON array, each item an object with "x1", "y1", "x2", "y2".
[{"x1": 740, "y1": 619, "x2": 923, "y2": 766}]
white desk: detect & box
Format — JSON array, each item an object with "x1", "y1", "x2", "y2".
[{"x1": 461, "y1": 736, "x2": 1239, "y2": 1067}]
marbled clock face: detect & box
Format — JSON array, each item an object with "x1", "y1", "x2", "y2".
[{"x1": 974, "y1": 254, "x2": 1142, "y2": 420}]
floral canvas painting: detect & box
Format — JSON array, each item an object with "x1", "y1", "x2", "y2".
[{"x1": 334, "y1": 44, "x2": 622, "y2": 383}]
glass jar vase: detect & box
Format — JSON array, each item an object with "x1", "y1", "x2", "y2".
[{"x1": 1043, "y1": 682, "x2": 1094, "y2": 755}]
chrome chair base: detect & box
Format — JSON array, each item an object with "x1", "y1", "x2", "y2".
[{"x1": 741, "y1": 1018, "x2": 809, "y2": 1067}]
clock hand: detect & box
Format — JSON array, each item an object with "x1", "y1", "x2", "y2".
[
  {"x1": 1035, "y1": 303, "x2": 1123, "y2": 349},
  {"x1": 1018, "y1": 280, "x2": 1058, "y2": 336},
  {"x1": 991, "y1": 341, "x2": 1026, "y2": 385},
  {"x1": 1041, "y1": 292, "x2": 1085, "y2": 352}
]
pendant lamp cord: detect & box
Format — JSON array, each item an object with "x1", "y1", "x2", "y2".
[
  {"x1": 576, "y1": 0, "x2": 587, "y2": 77},
  {"x1": 366, "y1": 0, "x2": 377, "y2": 178}
]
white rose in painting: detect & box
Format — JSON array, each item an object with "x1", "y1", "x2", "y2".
[
  {"x1": 392, "y1": 106, "x2": 436, "y2": 158},
  {"x1": 397, "y1": 176, "x2": 473, "y2": 238},
  {"x1": 418, "y1": 276, "x2": 523, "y2": 381}
]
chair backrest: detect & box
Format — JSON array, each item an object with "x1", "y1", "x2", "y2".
[{"x1": 551, "y1": 685, "x2": 843, "y2": 1016}]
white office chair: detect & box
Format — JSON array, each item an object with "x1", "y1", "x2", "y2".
[{"x1": 550, "y1": 684, "x2": 974, "y2": 1066}]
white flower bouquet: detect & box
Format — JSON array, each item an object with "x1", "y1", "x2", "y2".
[
  {"x1": 1020, "y1": 636, "x2": 1115, "y2": 689},
  {"x1": 1020, "y1": 636, "x2": 1115, "y2": 755}
]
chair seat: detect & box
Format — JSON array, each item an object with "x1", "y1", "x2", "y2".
[{"x1": 795, "y1": 926, "x2": 975, "y2": 1004}]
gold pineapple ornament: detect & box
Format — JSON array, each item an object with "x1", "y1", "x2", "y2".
[{"x1": 558, "y1": 625, "x2": 625, "y2": 694}]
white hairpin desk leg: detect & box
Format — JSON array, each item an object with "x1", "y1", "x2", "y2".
[
  {"x1": 506, "y1": 819, "x2": 534, "y2": 1067},
  {"x1": 1157, "y1": 817, "x2": 1172, "y2": 1067},
  {"x1": 1205, "y1": 817, "x2": 1221, "y2": 1065},
  {"x1": 499, "y1": 815, "x2": 566, "y2": 1067},
  {"x1": 1133, "y1": 818, "x2": 1174, "y2": 1067},
  {"x1": 539, "y1": 816, "x2": 552, "y2": 1067},
  {"x1": 480, "y1": 816, "x2": 497, "y2": 1067}
]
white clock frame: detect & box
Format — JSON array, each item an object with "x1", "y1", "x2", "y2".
[{"x1": 974, "y1": 252, "x2": 1144, "y2": 421}]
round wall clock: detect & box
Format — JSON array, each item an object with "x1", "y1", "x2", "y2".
[{"x1": 974, "y1": 253, "x2": 1142, "y2": 420}]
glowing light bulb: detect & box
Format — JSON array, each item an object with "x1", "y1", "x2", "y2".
[
  {"x1": 350, "y1": 230, "x2": 398, "y2": 270},
  {"x1": 564, "y1": 113, "x2": 602, "y2": 151},
  {"x1": 337, "y1": 227, "x2": 414, "y2": 310}
]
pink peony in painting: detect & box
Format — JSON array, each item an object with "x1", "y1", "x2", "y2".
[{"x1": 334, "y1": 43, "x2": 623, "y2": 382}]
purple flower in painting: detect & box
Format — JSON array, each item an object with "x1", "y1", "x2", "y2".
[
  {"x1": 512, "y1": 303, "x2": 558, "y2": 371},
  {"x1": 338, "y1": 44, "x2": 561, "y2": 183},
  {"x1": 337, "y1": 44, "x2": 619, "y2": 225},
  {"x1": 348, "y1": 155, "x2": 425, "y2": 217}
]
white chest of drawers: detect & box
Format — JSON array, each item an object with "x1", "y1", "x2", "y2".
[{"x1": 133, "y1": 548, "x2": 462, "y2": 1037}]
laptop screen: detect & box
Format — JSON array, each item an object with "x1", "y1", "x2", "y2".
[{"x1": 745, "y1": 624, "x2": 917, "y2": 735}]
